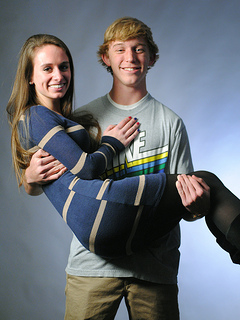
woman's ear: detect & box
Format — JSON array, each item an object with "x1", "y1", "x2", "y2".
[{"x1": 29, "y1": 74, "x2": 34, "y2": 85}]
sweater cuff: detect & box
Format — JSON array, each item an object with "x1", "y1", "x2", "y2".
[{"x1": 101, "y1": 136, "x2": 125, "y2": 153}]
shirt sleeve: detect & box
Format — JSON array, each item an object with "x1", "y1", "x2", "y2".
[
  {"x1": 24, "y1": 105, "x2": 125, "y2": 179},
  {"x1": 166, "y1": 117, "x2": 194, "y2": 174}
]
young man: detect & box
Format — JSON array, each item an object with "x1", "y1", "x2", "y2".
[
  {"x1": 25, "y1": 17, "x2": 210, "y2": 319},
  {"x1": 64, "y1": 18, "x2": 208, "y2": 320}
]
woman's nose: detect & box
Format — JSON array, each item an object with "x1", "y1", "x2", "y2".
[{"x1": 53, "y1": 68, "x2": 63, "y2": 80}]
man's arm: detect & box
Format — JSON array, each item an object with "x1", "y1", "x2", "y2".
[
  {"x1": 24, "y1": 149, "x2": 67, "y2": 196},
  {"x1": 169, "y1": 119, "x2": 210, "y2": 216}
]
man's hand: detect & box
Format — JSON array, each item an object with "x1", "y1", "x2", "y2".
[
  {"x1": 24, "y1": 149, "x2": 67, "y2": 196},
  {"x1": 176, "y1": 174, "x2": 210, "y2": 221}
]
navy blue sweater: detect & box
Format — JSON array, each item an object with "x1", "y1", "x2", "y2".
[{"x1": 19, "y1": 105, "x2": 166, "y2": 257}]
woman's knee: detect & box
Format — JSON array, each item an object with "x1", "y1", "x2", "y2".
[{"x1": 193, "y1": 170, "x2": 223, "y2": 187}]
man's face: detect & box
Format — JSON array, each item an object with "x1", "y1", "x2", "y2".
[{"x1": 102, "y1": 37, "x2": 154, "y2": 90}]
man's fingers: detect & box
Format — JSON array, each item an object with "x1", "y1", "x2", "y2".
[
  {"x1": 41, "y1": 163, "x2": 67, "y2": 176},
  {"x1": 37, "y1": 166, "x2": 67, "y2": 183},
  {"x1": 177, "y1": 175, "x2": 201, "y2": 208},
  {"x1": 191, "y1": 175, "x2": 210, "y2": 191},
  {"x1": 177, "y1": 175, "x2": 194, "y2": 200},
  {"x1": 40, "y1": 159, "x2": 61, "y2": 171},
  {"x1": 176, "y1": 174, "x2": 211, "y2": 217},
  {"x1": 32, "y1": 148, "x2": 50, "y2": 159},
  {"x1": 176, "y1": 180, "x2": 187, "y2": 206},
  {"x1": 178, "y1": 174, "x2": 204, "y2": 199},
  {"x1": 43, "y1": 169, "x2": 67, "y2": 182}
]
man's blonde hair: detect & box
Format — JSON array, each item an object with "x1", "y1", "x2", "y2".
[{"x1": 97, "y1": 17, "x2": 159, "y2": 73}]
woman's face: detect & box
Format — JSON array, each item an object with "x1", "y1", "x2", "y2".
[{"x1": 31, "y1": 44, "x2": 71, "y2": 111}]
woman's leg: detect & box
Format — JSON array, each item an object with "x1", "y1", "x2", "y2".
[
  {"x1": 44, "y1": 170, "x2": 240, "y2": 261},
  {"x1": 173, "y1": 171, "x2": 240, "y2": 263},
  {"x1": 150, "y1": 171, "x2": 240, "y2": 263},
  {"x1": 43, "y1": 170, "x2": 168, "y2": 257},
  {"x1": 205, "y1": 214, "x2": 240, "y2": 264},
  {"x1": 147, "y1": 174, "x2": 189, "y2": 240},
  {"x1": 193, "y1": 171, "x2": 240, "y2": 250}
]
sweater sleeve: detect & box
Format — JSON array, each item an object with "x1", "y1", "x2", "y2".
[{"x1": 23, "y1": 105, "x2": 125, "y2": 179}]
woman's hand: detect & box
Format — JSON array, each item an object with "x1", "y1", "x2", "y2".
[{"x1": 103, "y1": 116, "x2": 140, "y2": 147}]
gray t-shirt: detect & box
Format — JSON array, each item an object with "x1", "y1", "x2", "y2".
[{"x1": 66, "y1": 93, "x2": 193, "y2": 284}]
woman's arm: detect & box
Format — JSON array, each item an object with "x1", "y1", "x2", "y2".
[{"x1": 23, "y1": 106, "x2": 139, "y2": 180}]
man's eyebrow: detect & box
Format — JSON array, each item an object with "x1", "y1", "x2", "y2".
[
  {"x1": 112, "y1": 42, "x2": 147, "y2": 47},
  {"x1": 112, "y1": 42, "x2": 124, "y2": 47}
]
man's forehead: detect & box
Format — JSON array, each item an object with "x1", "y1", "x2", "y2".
[{"x1": 110, "y1": 38, "x2": 148, "y2": 47}]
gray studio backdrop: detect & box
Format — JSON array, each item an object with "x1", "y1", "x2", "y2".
[{"x1": 1, "y1": 1, "x2": 239, "y2": 319}]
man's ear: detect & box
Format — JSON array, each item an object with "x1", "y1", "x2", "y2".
[
  {"x1": 148, "y1": 54, "x2": 156, "y2": 67},
  {"x1": 102, "y1": 53, "x2": 111, "y2": 66}
]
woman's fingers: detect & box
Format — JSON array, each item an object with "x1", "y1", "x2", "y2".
[
  {"x1": 103, "y1": 116, "x2": 140, "y2": 147},
  {"x1": 116, "y1": 116, "x2": 136, "y2": 130}
]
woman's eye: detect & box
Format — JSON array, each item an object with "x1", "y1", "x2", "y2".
[
  {"x1": 43, "y1": 67, "x2": 51, "y2": 72},
  {"x1": 60, "y1": 65, "x2": 69, "y2": 71},
  {"x1": 60, "y1": 63, "x2": 70, "y2": 71}
]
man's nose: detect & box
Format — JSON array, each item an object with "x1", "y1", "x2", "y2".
[{"x1": 125, "y1": 49, "x2": 136, "y2": 62}]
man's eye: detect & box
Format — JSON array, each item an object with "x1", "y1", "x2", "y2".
[{"x1": 136, "y1": 48, "x2": 144, "y2": 53}]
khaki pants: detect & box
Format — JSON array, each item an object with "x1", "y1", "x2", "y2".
[{"x1": 64, "y1": 274, "x2": 179, "y2": 320}]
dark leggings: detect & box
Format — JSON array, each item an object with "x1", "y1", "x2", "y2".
[{"x1": 156, "y1": 171, "x2": 240, "y2": 264}]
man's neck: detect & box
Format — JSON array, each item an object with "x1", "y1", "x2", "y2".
[{"x1": 109, "y1": 84, "x2": 148, "y2": 106}]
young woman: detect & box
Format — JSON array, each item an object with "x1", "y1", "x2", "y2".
[{"x1": 7, "y1": 34, "x2": 240, "y2": 262}]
